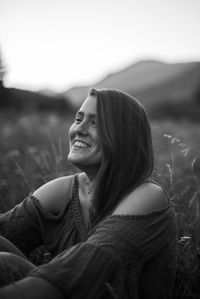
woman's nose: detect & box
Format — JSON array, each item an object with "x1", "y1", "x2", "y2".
[{"x1": 74, "y1": 121, "x2": 89, "y2": 135}]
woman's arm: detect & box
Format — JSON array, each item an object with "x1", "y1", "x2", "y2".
[
  {"x1": 0, "y1": 242, "x2": 123, "y2": 299},
  {"x1": 0, "y1": 198, "x2": 43, "y2": 256},
  {"x1": 0, "y1": 236, "x2": 26, "y2": 258},
  {"x1": 0, "y1": 175, "x2": 74, "y2": 256},
  {"x1": 0, "y1": 277, "x2": 64, "y2": 299}
]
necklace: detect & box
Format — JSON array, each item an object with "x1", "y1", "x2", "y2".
[
  {"x1": 86, "y1": 180, "x2": 94, "y2": 228},
  {"x1": 86, "y1": 180, "x2": 92, "y2": 202}
]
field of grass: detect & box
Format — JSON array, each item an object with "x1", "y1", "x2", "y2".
[{"x1": 0, "y1": 110, "x2": 200, "y2": 298}]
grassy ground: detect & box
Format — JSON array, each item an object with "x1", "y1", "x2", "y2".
[{"x1": 0, "y1": 110, "x2": 200, "y2": 297}]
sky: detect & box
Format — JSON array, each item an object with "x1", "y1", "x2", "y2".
[{"x1": 0, "y1": 0, "x2": 200, "y2": 92}]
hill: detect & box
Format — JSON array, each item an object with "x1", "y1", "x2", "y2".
[
  {"x1": 0, "y1": 83, "x2": 73, "y2": 113},
  {"x1": 62, "y1": 60, "x2": 200, "y2": 119}
]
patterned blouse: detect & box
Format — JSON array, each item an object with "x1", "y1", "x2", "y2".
[{"x1": 0, "y1": 174, "x2": 177, "y2": 298}]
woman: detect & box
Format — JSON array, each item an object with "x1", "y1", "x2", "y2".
[{"x1": 0, "y1": 88, "x2": 177, "y2": 298}]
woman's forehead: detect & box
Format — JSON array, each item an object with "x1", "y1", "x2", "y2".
[{"x1": 78, "y1": 95, "x2": 97, "y2": 115}]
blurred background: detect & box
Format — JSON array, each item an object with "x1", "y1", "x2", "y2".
[
  {"x1": 0, "y1": 0, "x2": 200, "y2": 296},
  {"x1": 1, "y1": 0, "x2": 200, "y2": 116}
]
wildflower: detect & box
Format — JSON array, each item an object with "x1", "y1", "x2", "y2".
[
  {"x1": 180, "y1": 148, "x2": 189, "y2": 157},
  {"x1": 178, "y1": 236, "x2": 191, "y2": 243},
  {"x1": 192, "y1": 157, "x2": 200, "y2": 176},
  {"x1": 163, "y1": 134, "x2": 172, "y2": 139},
  {"x1": 171, "y1": 137, "x2": 179, "y2": 144}
]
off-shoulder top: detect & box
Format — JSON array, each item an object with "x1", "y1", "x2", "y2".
[
  {"x1": 0, "y1": 174, "x2": 87, "y2": 257},
  {"x1": 0, "y1": 174, "x2": 177, "y2": 298}
]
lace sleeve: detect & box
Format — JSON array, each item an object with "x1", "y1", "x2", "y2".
[
  {"x1": 29, "y1": 242, "x2": 125, "y2": 299},
  {"x1": 29, "y1": 206, "x2": 177, "y2": 299},
  {"x1": 0, "y1": 195, "x2": 43, "y2": 256},
  {"x1": 28, "y1": 217, "x2": 143, "y2": 299}
]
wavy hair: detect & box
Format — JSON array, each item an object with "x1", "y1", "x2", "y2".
[{"x1": 89, "y1": 88, "x2": 154, "y2": 225}]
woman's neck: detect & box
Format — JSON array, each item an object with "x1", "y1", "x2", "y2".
[
  {"x1": 77, "y1": 172, "x2": 96, "y2": 227},
  {"x1": 82, "y1": 172, "x2": 96, "y2": 195}
]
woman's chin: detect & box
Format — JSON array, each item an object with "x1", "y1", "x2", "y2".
[
  {"x1": 68, "y1": 155, "x2": 100, "y2": 175},
  {"x1": 68, "y1": 152, "x2": 84, "y2": 164},
  {"x1": 68, "y1": 154, "x2": 86, "y2": 169}
]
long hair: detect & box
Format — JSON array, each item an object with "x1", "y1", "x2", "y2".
[{"x1": 89, "y1": 88, "x2": 154, "y2": 226}]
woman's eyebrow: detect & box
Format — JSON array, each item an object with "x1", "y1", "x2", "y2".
[
  {"x1": 76, "y1": 111, "x2": 96, "y2": 118},
  {"x1": 76, "y1": 111, "x2": 84, "y2": 117},
  {"x1": 89, "y1": 114, "x2": 96, "y2": 119}
]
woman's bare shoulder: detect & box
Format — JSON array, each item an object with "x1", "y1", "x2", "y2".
[
  {"x1": 112, "y1": 182, "x2": 169, "y2": 216},
  {"x1": 32, "y1": 175, "x2": 75, "y2": 214}
]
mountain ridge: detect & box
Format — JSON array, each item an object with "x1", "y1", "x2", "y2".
[{"x1": 62, "y1": 60, "x2": 200, "y2": 114}]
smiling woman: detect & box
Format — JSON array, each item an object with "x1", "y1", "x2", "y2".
[
  {"x1": 68, "y1": 95, "x2": 102, "y2": 178},
  {"x1": 0, "y1": 88, "x2": 177, "y2": 299}
]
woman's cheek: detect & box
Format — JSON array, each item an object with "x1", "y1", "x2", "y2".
[{"x1": 68, "y1": 124, "x2": 75, "y2": 141}]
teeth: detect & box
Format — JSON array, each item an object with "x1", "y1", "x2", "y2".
[{"x1": 74, "y1": 141, "x2": 88, "y2": 148}]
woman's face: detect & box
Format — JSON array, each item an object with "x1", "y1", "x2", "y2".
[{"x1": 68, "y1": 95, "x2": 102, "y2": 174}]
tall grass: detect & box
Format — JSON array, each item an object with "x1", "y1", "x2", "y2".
[
  {"x1": 0, "y1": 111, "x2": 200, "y2": 297},
  {"x1": 0, "y1": 110, "x2": 75, "y2": 210},
  {"x1": 152, "y1": 120, "x2": 200, "y2": 298}
]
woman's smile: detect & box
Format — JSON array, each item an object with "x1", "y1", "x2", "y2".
[{"x1": 73, "y1": 140, "x2": 91, "y2": 149}]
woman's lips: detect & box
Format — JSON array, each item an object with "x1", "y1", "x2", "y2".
[{"x1": 73, "y1": 140, "x2": 91, "y2": 148}]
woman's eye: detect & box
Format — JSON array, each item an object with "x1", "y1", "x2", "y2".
[
  {"x1": 91, "y1": 120, "x2": 96, "y2": 125},
  {"x1": 74, "y1": 118, "x2": 82, "y2": 124}
]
